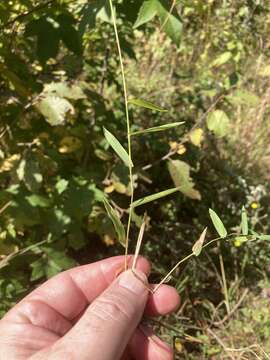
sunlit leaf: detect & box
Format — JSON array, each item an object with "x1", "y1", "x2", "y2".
[
  {"x1": 157, "y1": 0, "x2": 182, "y2": 46},
  {"x1": 209, "y1": 209, "x2": 227, "y2": 238},
  {"x1": 207, "y1": 110, "x2": 230, "y2": 138},
  {"x1": 168, "y1": 160, "x2": 201, "y2": 200},
  {"x1": 133, "y1": 187, "x2": 179, "y2": 208},
  {"x1": 189, "y1": 128, "x2": 204, "y2": 147},
  {"x1": 37, "y1": 96, "x2": 74, "y2": 126},
  {"x1": 257, "y1": 235, "x2": 270, "y2": 241},
  {"x1": 211, "y1": 52, "x2": 232, "y2": 67},
  {"x1": 192, "y1": 228, "x2": 207, "y2": 256},
  {"x1": 128, "y1": 98, "x2": 168, "y2": 112},
  {"x1": 103, "y1": 128, "x2": 133, "y2": 168},
  {"x1": 134, "y1": 0, "x2": 158, "y2": 28},
  {"x1": 241, "y1": 206, "x2": 248, "y2": 236},
  {"x1": 103, "y1": 198, "x2": 126, "y2": 247},
  {"x1": 26, "y1": 195, "x2": 51, "y2": 208},
  {"x1": 59, "y1": 136, "x2": 82, "y2": 154},
  {"x1": 43, "y1": 82, "x2": 86, "y2": 100},
  {"x1": 131, "y1": 122, "x2": 184, "y2": 136}
]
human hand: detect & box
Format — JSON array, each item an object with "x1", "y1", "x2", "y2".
[{"x1": 0, "y1": 256, "x2": 180, "y2": 360}]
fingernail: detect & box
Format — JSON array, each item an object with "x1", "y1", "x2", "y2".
[{"x1": 119, "y1": 269, "x2": 148, "y2": 295}]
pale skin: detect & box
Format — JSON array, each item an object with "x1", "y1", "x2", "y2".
[{"x1": 0, "y1": 255, "x2": 180, "y2": 360}]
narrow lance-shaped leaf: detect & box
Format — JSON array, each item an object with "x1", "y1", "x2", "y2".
[
  {"x1": 209, "y1": 209, "x2": 227, "y2": 238},
  {"x1": 258, "y1": 235, "x2": 270, "y2": 241},
  {"x1": 103, "y1": 198, "x2": 126, "y2": 247},
  {"x1": 103, "y1": 127, "x2": 133, "y2": 168},
  {"x1": 133, "y1": 187, "x2": 179, "y2": 208},
  {"x1": 192, "y1": 227, "x2": 207, "y2": 256},
  {"x1": 131, "y1": 122, "x2": 184, "y2": 136},
  {"x1": 241, "y1": 206, "x2": 248, "y2": 236},
  {"x1": 128, "y1": 98, "x2": 168, "y2": 112}
]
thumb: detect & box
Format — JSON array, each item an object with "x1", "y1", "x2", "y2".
[{"x1": 51, "y1": 269, "x2": 149, "y2": 360}]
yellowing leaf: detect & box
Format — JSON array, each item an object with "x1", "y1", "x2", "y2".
[
  {"x1": 207, "y1": 110, "x2": 230, "y2": 138},
  {"x1": 59, "y1": 136, "x2": 82, "y2": 154},
  {"x1": 177, "y1": 144, "x2": 187, "y2": 155},
  {"x1": 103, "y1": 234, "x2": 115, "y2": 246},
  {"x1": 258, "y1": 64, "x2": 270, "y2": 77},
  {"x1": 113, "y1": 182, "x2": 127, "y2": 194},
  {"x1": 189, "y1": 128, "x2": 204, "y2": 147},
  {"x1": 0, "y1": 154, "x2": 20, "y2": 172},
  {"x1": 104, "y1": 184, "x2": 115, "y2": 194},
  {"x1": 168, "y1": 160, "x2": 201, "y2": 200},
  {"x1": 211, "y1": 52, "x2": 232, "y2": 67},
  {"x1": 192, "y1": 227, "x2": 207, "y2": 256}
]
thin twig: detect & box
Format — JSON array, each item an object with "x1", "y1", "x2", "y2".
[
  {"x1": 153, "y1": 234, "x2": 237, "y2": 293},
  {"x1": 213, "y1": 289, "x2": 249, "y2": 327},
  {"x1": 0, "y1": 0, "x2": 56, "y2": 30},
  {"x1": 207, "y1": 328, "x2": 235, "y2": 360},
  {"x1": 160, "y1": 0, "x2": 176, "y2": 31},
  {"x1": 0, "y1": 201, "x2": 12, "y2": 215},
  {"x1": 109, "y1": 0, "x2": 134, "y2": 271}
]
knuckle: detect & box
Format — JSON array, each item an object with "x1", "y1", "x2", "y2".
[{"x1": 90, "y1": 294, "x2": 134, "y2": 324}]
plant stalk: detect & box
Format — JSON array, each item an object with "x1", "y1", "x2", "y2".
[{"x1": 109, "y1": 0, "x2": 134, "y2": 270}]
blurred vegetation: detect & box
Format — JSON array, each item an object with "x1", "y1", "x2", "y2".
[{"x1": 1, "y1": 0, "x2": 270, "y2": 358}]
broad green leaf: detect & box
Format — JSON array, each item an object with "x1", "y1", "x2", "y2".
[
  {"x1": 37, "y1": 96, "x2": 74, "y2": 126},
  {"x1": 209, "y1": 209, "x2": 227, "y2": 238},
  {"x1": 168, "y1": 160, "x2": 201, "y2": 200},
  {"x1": 26, "y1": 195, "x2": 51, "y2": 208},
  {"x1": 56, "y1": 179, "x2": 69, "y2": 194},
  {"x1": 157, "y1": 1, "x2": 182, "y2": 46},
  {"x1": 192, "y1": 228, "x2": 207, "y2": 256},
  {"x1": 131, "y1": 122, "x2": 184, "y2": 136},
  {"x1": 17, "y1": 157, "x2": 43, "y2": 192},
  {"x1": 103, "y1": 198, "x2": 126, "y2": 247},
  {"x1": 241, "y1": 206, "x2": 248, "y2": 236},
  {"x1": 226, "y1": 90, "x2": 259, "y2": 107},
  {"x1": 207, "y1": 110, "x2": 230, "y2": 138},
  {"x1": 128, "y1": 98, "x2": 168, "y2": 112},
  {"x1": 133, "y1": 187, "x2": 179, "y2": 208},
  {"x1": 211, "y1": 52, "x2": 232, "y2": 67},
  {"x1": 103, "y1": 128, "x2": 133, "y2": 168},
  {"x1": 134, "y1": 0, "x2": 158, "y2": 28},
  {"x1": 43, "y1": 82, "x2": 86, "y2": 100}
]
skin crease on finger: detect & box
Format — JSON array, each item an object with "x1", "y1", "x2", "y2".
[{"x1": 0, "y1": 256, "x2": 179, "y2": 360}]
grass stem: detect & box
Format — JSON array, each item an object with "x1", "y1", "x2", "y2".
[{"x1": 109, "y1": 0, "x2": 134, "y2": 270}]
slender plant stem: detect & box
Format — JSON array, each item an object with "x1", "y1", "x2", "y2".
[
  {"x1": 219, "y1": 248, "x2": 231, "y2": 313},
  {"x1": 153, "y1": 234, "x2": 237, "y2": 293},
  {"x1": 109, "y1": 0, "x2": 134, "y2": 270}
]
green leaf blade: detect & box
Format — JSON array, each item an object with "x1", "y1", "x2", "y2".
[
  {"x1": 209, "y1": 209, "x2": 227, "y2": 238},
  {"x1": 134, "y1": 0, "x2": 158, "y2": 28},
  {"x1": 103, "y1": 127, "x2": 133, "y2": 168},
  {"x1": 131, "y1": 122, "x2": 184, "y2": 136},
  {"x1": 103, "y1": 198, "x2": 126, "y2": 247},
  {"x1": 133, "y1": 187, "x2": 179, "y2": 208},
  {"x1": 128, "y1": 98, "x2": 168, "y2": 112}
]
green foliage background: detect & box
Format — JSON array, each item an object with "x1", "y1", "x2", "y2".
[{"x1": 1, "y1": 0, "x2": 270, "y2": 357}]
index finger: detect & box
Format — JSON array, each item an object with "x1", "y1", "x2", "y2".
[{"x1": 6, "y1": 255, "x2": 150, "y2": 321}]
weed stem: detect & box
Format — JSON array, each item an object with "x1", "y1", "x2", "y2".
[{"x1": 109, "y1": 0, "x2": 134, "y2": 270}]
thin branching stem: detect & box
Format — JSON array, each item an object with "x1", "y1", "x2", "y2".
[
  {"x1": 153, "y1": 234, "x2": 237, "y2": 293},
  {"x1": 109, "y1": 0, "x2": 134, "y2": 270}
]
